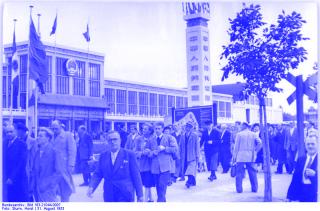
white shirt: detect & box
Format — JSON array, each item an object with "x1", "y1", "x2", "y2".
[
  {"x1": 111, "y1": 150, "x2": 120, "y2": 165},
  {"x1": 290, "y1": 128, "x2": 294, "y2": 136},
  {"x1": 302, "y1": 154, "x2": 316, "y2": 184}
]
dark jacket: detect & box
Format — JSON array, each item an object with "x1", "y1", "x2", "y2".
[
  {"x1": 220, "y1": 129, "x2": 232, "y2": 151},
  {"x1": 5, "y1": 137, "x2": 28, "y2": 202},
  {"x1": 78, "y1": 133, "x2": 93, "y2": 160},
  {"x1": 90, "y1": 149, "x2": 143, "y2": 202},
  {"x1": 200, "y1": 128, "x2": 221, "y2": 155},
  {"x1": 287, "y1": 154, "x2": 318, "y2": 202}
]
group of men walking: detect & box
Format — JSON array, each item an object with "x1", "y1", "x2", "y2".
[
  {"x1": 3, "y1": 120, "x2": 77, "y2": 202},
  {"x1": 2, "y1": 119, "x2": 318, "y2": 202}
]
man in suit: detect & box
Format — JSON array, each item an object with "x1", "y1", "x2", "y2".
[
  {"x1": 275, "y1": 124, "x2": 289, "y2": 174},
  {"x1": 287, "y1": 134, "x2": 318, "y2": 202},
  {"x1": 87, "y1": 131, "x2": 143, "y2": 202},
  {"x1": 219, "y1": 124, "x2": 232, "y2": 173},
  {"x1": 285, "y1": 122, "x2": 298, "y2": 174},
  {"x1": 200, "y1": 120, "x2": 221, "y2": 181},
  {"x1": 51, "y1": 120, "x2": 77, "y2": 202},
  {"x1": 4, "y1": 124, "x2": 28, "y2": 202},
  {"x1": 232, "y1": 122, "x2": 262, "y2": 193},
  {"x1": 78, "y1": 125, "x2": 93, "y2": 186},
  {"x1": 179, "y1": 121, "x2": 200, "y2": 188},
  {"x1": 15, "y1": 123, "x2": 37, "y2": 202},
  {"x1": 118, "y1": 124, "x2": 129, "y2": 148},
  {"x1": 125, "y1": 124, "x2": 141, "y2": 151},
  {"x1": 149, "y1": 121, "x2": 178, "y2": 202}
]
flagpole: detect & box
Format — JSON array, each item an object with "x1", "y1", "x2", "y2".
[
  {"x1": 34, "y1": 13, "x2": 41, "y2": 138},
  {"x1": 26, "y1": 5, "x2": 33, "y2": 129},
  {"x1": 9, "y1": 19, "x2": 17, "y2": 125}
]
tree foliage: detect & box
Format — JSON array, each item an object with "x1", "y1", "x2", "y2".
[{"x1": 220, "y1": 3, "x2": 309, "y2": 99}]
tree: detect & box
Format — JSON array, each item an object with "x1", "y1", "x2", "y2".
[{"x1": 220, "y1": 3, "x2": 309, "y2": 202}]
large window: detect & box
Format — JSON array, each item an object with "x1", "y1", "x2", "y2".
[
  {"x1": 139, "y1": 92, "x2": 148, "y2": 115},
  {"x1": 176, "y1": 96, "x2": 184, "y2": 108},
  {"x1": 128, "y1": 91, "x2": 138, "y2": 115},
  {"x1": 116, "y1": 89, "x2": 127, "y2": 114},
  {"x1": 150, "y1": 93, "x2": 158, "y2": 116},
  {"x1": 56, "y1": 57, "x2": 69, "y2": 94},
  {"x1": 184, "y1": 97, "x2": 188, "y2": 108},
  {"x1": 89, "y1": 63, "x2": 100, "y2": 97},
  {"x1": 44, "y1": 56, "x2": 52, "y2": 93},
  {"x1": 73, "y1": 60, "x2": 85, "y2": 96},
  {"x1": 192, "y1": 95, "x2": 199, "y2": 101},
  {"x1": 159, "y1": 94, "x2": 167, "y2": 116},
  {"x1": 215, "y1": 101, "x2": 232, "y2": 118},
  {"x1": 105, "y1": 88, "x2": 115, "y2": 114}
]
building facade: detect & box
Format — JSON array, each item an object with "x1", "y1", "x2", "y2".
[
  {"x1": 3, "y1": 42, "x2": 106, "y2": 132},
  {"x1": 2, "y1": 42, "x2": 283, "y2": 133}
]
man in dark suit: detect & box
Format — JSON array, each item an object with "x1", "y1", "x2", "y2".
[
  {"x1": 78, "y1": 125, "x2": 93, "y2": 186},
  {"x1": 275, "y1": 124, "x2": 289, "y2": 174},
  {"x1": 4, "y1": 124, "x2": 28, "y2": 202},
  {"x1": 87, "y1": 131, "x2": 143, "y2": 202},
  {"x1": 200, "y1": 120, "x2": 221, "y2": 181},
  {"x1": 118, "y1": 124, "x2": 129, "y2": 148},
  {"x1": 219, "y1": 124, "x2": 232, "y2": 173},
  {"x1": 287, "y1": 135, "x2": 318, "y2": 202},
  {"x1": 285, "y1": 122, "x2": 298, "y2": 174}
]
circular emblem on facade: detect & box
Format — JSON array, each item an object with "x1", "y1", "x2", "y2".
[{"x1": 66, "y1": 59, "x2": 78, "y2": 76}]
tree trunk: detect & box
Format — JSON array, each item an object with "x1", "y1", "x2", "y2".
[{"x1": 259, "y1": 97, "x2": 272, "y2": 202}]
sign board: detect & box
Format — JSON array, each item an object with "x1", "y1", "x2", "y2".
[{"x1": 174, "y1": 105, "x2": 214, "y2": 129}]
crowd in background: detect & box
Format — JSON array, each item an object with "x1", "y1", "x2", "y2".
[{"x1": 2, "y1": 119, "x2": 318, "y2": 202}]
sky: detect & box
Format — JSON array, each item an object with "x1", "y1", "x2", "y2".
[{"x1": 2, "y1": 0, "x2": 318, "y2": 114}]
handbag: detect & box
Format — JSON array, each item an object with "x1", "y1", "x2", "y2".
[{"x1": 230, "y1": 164, "x2": 236, "y2": 178}]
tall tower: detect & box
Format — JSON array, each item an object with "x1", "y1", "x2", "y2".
[{"x1": 183, "y1": 2, "x2": 212, "y2": 107}]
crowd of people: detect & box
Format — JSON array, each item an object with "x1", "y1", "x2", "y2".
[{"x1": 2, "y1": 119, "x2": 318, "y2": 202}]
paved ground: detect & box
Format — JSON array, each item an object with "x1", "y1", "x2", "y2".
[{"x1": 70, "y1": 164, "x2": 292, "y2": 202}]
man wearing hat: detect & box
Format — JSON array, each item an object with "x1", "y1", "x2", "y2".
[
  {"x1": 179, "y1": 121, "x2": 200, "y2": 188},
  {"x1": 200, "y1": 120, "x2": 221, "y2": 181}
]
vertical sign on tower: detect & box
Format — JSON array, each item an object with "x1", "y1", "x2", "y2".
[{"x1": 183, "y1": 2, "x2": 212, "y2": 107}]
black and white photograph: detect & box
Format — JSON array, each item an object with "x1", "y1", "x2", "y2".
[{"x1": 0, "y1": 0, "x2": 319, "y2": 207}]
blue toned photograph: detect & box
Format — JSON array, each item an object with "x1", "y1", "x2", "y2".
[{"x1": 1, "y1": 1, "x2": 319, "y2": 203}]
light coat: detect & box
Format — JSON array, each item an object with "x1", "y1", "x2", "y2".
[
  {"x1": 52, "y1": 130, "x2": 77, "y2": 194},
  {"x1": 180, "y1": 131, "x2": 200, "y2": 177},
  {"x1": 233, "y1": 129, "x2": 262, "y2": 163}
]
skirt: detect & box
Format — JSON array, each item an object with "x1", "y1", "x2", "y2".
[{"x1": 140, "y1": 171, "x2": 155, "y2": 188}]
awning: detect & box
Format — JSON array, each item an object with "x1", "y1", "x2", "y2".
[{"x1": 39, "y1": 94, "x2": 107, "y2": 109}]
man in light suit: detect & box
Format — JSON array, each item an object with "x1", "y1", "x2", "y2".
[
  {"x1": 285, "y1": 122, "x2": 298, "y2": 174},
  {"x1": 232, "y1": 122, "x2": 262, "y2": 193},
  {"x1": 51, "y1": 120, "x2": 77, "y2": 202},
  {"x1": 200, "y1": 120, "x2": 221, "y2": 181},
  {"x1": 179, "y1": 121, "x2": 200, "y2": 188},
  {"x1": 87, "y1": 131, "x2": 143, "y2": 202},
  {"x1": 287, "y1": 135, "x2": 318, "y2": 202},
  {"x1": 149, "y1": 122, "x2": 178, "y2": 202},
  {"x1": 78, "y1": 125, "x2": 93, "y2": 186}
]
